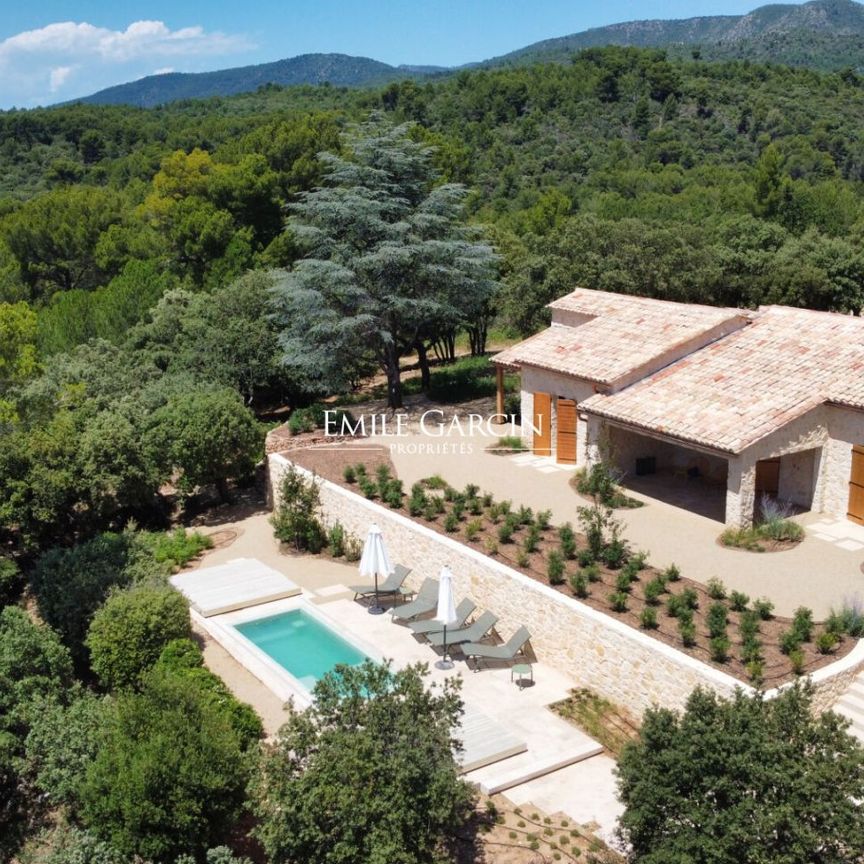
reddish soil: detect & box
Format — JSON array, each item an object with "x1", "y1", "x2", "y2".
[
  {"x1": 286, "y1": 440, "x2": 395, "y2": 483},
  {"x1": 321, "y1": 459, "x2": 854, "y2": 688}
]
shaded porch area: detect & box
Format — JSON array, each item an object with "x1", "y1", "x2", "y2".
[{"x1": 604, "y1": 424, "x2": 729, "y2": 524}]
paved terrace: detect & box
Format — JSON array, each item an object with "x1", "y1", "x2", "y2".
[
  {"x1": 372, "y1": 427, "x2": 864, "y2": 619},
  {"x1": 186, "y1": 513, "x2": 623, "y2": 842}
]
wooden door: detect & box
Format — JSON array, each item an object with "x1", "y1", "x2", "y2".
[
  {"x1": 556, "y1": 398, "x2": 577, "y2": 464},
  {"x1": 755, "y1": 458, "x2": 780, "y2": 498},
  {"x1": 849, "y1": 445, "x2": 864, "y2": 526},
  {"x1": 532, "y1": 392, "x2": 552, "y2": 456}
]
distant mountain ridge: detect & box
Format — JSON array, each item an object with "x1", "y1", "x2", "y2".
[
  {"x1": 76, "y1": 0, "x2": 864, "y2": 108},
  {"x1": 76, "y1": 53, "x2": 446, "y2": 107}
]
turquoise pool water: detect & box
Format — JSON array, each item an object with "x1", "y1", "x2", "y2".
[{"x1": 234, "y1": 608, "x2": 369, "y2": 691}]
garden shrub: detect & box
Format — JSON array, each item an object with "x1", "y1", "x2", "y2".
[
  {"x1": 359, "y1": 477, "x2": 377, "y2": 499},
  {"x1": 707, "y1": 602, "x2": 728, "y2": 639},
  {"x1": 746, "y1": 660, "x2": 764, "y2": 685},
  {"x1": 706, "y1": 578, "x2": 726, "y2": 600},
  {"x1": 754, "y1": 597, "x2": 775, "y2": 620},
  {"x1": 497, "y1": 522, "x2": 514, "y2": 544},
  {"x1": 709, "y1": 636, "x2": 730, "y2": 663},
  {"x1": 422, "y1": 499, "x2": 438, "y2": 521},
  {"x1": 792, "y1": 607, "x2": 814, "y2": 642},
  {"x1": 576, "y1": 548, "x2": 596, "y2": 567},
  {"x1": 629, "y1": 551, "x2": 648, "y2": 570},
  {"x1": 740, "y1": 610, "x2": 761, "y2": 639},
  {"x1": 516, "y1": 550, "x2": 530, "y2": 568},
  {"x1": 666, "y1": 595, "x2": 683, "y2": 618},
  {"x1": 729, "y1": 590, "x2": 750, "y2": 612},
  {"x1": 680, "y1": 588, "x2": 699, "y2": 610},
  {"x1": 663, "y1": 564, "x2": 681, "y2": 582},
  {"x1": 827, "y1": 598, "x2": 864, "y2": 637},
  {"x1": 343, "y1": 465, "x2": 357, "y2": 484},
  {"x1": 779, "y1": 629, "x2": 801, "y2": 655},
  {"x1": 536, "y1": 510, "x2": 552, "y2": 530},
  {"x1": 816, "y1": 631, "x2": 838, "y2": 654},
  {"x1": 483, "y1": 538, "x2": 498, "y2": 556},
  {"x1": 679, "y1": 619, "x2": 696, "y2": 647},
  {"x1": 789, "y1": 648, "x2": 806, "y2": 675},
  {"x1": 443, "y1": 513, "x2": 459, "y2": 534},
  {"x1": 615, "y1": 572, "x2": 633, "y2": 594},
  {"x1": 139, "y1": 528, "x2": 213, "y2": 571},
  {"x1": 374, "y1": 464, "x2": 392, "y2": 498},
  {"x1": 523, "y1": 525, "x2": 541, "y2": 553},
  {"x1": 517, "y1": 505, "x2": 534, "y2": 526},
  {"x1": 583, "y1": 563, "x2": 601, "y2": 583},
  {"x1": 547, "y1": 550, "x2": 565, "y2": 585},
  {"x1": 344, "y1": 535, "x2": 362, "y2": 562},
  {"x1": 464, "y1": 519, "x2": 483, "y2": 541},
  {"x1": 559, "y1": 523, "x2": 577, "y2": 559},
  {"x1": 570, "y1": 571, "x2": 589, "y2": 598},
  {"x1": 640, "y1": 608, "x2": 658, "y2": 630},
  {"x1": 86, "y1": 584, "x2": 191, "y2": 690},
  {"x1": 741, "y1": 636, "x2": 762, "y2": 665},
  {"x1": 602, "y1": 535, "x2": 628, "y2": 570},
  {"x1": 271, "y1": 465, "x2": 324, "y2": 552},
  {"x1": 327, "y1": 522, "x2": 346, "y2": 557},
  {"x1": 608, "y1": 591, "x2": 629, "y2": 612},
  {"x1": 644, "y1": 578, "x2": 665, "y2": 606}
]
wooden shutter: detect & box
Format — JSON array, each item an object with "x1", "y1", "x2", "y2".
[
  {"x1": 532, "y1": 393, "x2": 552, "y2": 456},
  {"x1": 556, "y1": 398, "x2": 577, "y2": 464},
  {"x1": 848, "y1": 446, "x2": 864, "y2": 525}
]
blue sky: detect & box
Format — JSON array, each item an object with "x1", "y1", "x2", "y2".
[{"x1": 0, "y1": 0, "x2": 803, "y2": 108}]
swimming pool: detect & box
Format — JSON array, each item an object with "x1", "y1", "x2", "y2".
[{"x1": 234, "y1": 608, "x2": 370, "y2": 692}]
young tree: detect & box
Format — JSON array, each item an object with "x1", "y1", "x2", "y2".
[
  {"x1": 617, "y1": 683, "x2": 864, "y2": 862},
  {"x1": 272, "y1": 121, "x2": 498, "y2": 408},
  {"x1": 146, "y1": 387, "x2": 262, "y2": 502},
  {"x1": 252, "y1": 661, "x2": 473, "y2": 864}
]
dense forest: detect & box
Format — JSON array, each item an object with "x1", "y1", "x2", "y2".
[{"x1": 2, "y1": 45, "x2": 864, "y2": 863}]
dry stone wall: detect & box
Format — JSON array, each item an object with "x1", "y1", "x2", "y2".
[{"x1": 269, "y1": 453, "x2": 864, "y2": 718}]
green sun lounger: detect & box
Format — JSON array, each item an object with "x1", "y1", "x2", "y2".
[
  {"x1": 425, "y1": 611, "x2": 498, "y2": 648},
  {"x1": 390, "y1": 577, "x2": 439, "y2": 621},
  {"x1": 350, "y1": 564, "x2": 412, "y2": 602},
  {"x1": 409, "y1": 598, "x2": 476, "y2": 636},
  {"x1": 462, "y1": 626, "x2": 532, "y2": 670}
]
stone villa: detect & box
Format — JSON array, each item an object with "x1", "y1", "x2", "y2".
[{"x1": 494, "y1": 288, "x2": 864, "y2": 529}]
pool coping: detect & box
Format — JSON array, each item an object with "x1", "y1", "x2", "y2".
[{"x1": 195, "y1": 593, "x2": 385, "y2": 710}]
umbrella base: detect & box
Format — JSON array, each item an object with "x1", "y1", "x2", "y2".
[
  {"x1": 368, "y1": 605, "x2": 385, "y2": 615},
  {"x1": 435, "y1": 658, "x2": 455, "y2": 670}
]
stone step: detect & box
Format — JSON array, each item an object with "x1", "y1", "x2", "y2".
[
  {"x1": 833, "y1": 704, "x2": 864, "y2": 740},
  {"x1": 838, "y1": 689, "x2": 864, "y2": 715},
  {"x1": 847, "y1": 679, "x2": 864, "y2": 702}
]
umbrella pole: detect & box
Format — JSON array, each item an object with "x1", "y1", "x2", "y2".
[
  {"x1": 369, "y1": 571, "x2": 384, "y2": 615},
  {"x1": 436, "y1": 624, "x2": 454, "y2": 670}
]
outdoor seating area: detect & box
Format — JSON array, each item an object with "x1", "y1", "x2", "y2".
[{"x1": 351, "y1": 523, "x2": 535, "y2": 674}]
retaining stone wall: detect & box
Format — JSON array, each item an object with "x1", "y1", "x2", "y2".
[{"x1": 269, "y1": 453, "x2": 864, "y2": 718}]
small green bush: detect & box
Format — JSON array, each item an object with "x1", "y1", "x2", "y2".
[
  {"x1": 464, "y1": 519, "x2": 483, "y2": 541},
  {"x1": 423, "y1": 474, "x2": 447, "y2": 490},
  {"x1": 536, "y1": 509, "x2": 552, "y2": 530},
  {"x1": 547, "y1": 550, "x2": 566, "y2": 585},
  {"x1": 792, "y1": 607, "x2": 814, "y2": 642},
  {"x1": 497, "y1": 522, "x2": 514, "y2": 544},
  {"x1": 615, "y1": 571, "x2": 633, "y2": 593},
  {"x1": 142, "y1": 527, "x2": 213, "y2": 571},
  {"x1": 517, "y1": 505, "x2": 534, "y2": 526},
  {"x1": 754, "y1": 597, "x2": 775, "y2": 620},
  {"x1": 516, "y1": 550, "x2": 530, "y2": 568},
  {"x1": 680, "y1": 588, "x2": 699, "y2": 610},
  {"x1": 608, "y1": 591, "x2": 629, "y2": 612},
  {"x1": 729, "y1": 590, "x2": 750, "y2": 612},
  {"x1": 663, "y1": 564, "x2": 681, "y2": 582},
  {"x1": 327, "y1": 522, "x2": 346, "y2": 557},
  {"x1": 709, "y1": 635, "x2": 730, "y2": 663},
  {"x1": 408, "y1": 483, "x2": 427, "y2": 516},
  {"x1": 570, "y1": 571, "x2": 589, "y2": 598},
  {"x1": 483, "y1": 537, "x2": 498, "y2": 556},
  {"x1": 643, "y1": 578, "x2": 665, "y2": 606},
  {"x1": 86, "y1": 585, "x2": 191, "y2": 690},
  {"x1": 741, "y1": 636, "x2": 763, "y2": 664},
  {"x1": 666, "y1": 595, "x2": 683, "y2": 618},
  {"x1": 358, "y1": 477, "x2": 377, "y2": 500},
  {"x1": 603, "y1": 537, "x2": 628, "y2": 570},
  {"x1": 707, "y1": 602, "x2": 728, "y2": 639},
  {"x1": 443, "y1": 513, "x2": 459, "y2": 534},
  {"x1": 746, "y1": 660, "x2": 764, "y2": 685},
  {"x1": 343, "y1": 465, "x2": 357, "y2": 484},
  {"x1": 816, "y1": 631, "x2": 839, "y2": 654},
  {"x1": 779, "y1": 629, "x2": 802, "y2": 655},
  {"x1": 582, "y1": 563, "x2": 601, "y2": 583},
  {"x1": 740, "y1": 609, "x2": 761, "y2": 640},
  {"x1": 384, "y1": 479, "x2": 404, "y2": 509},
  {"x1": 706, "y1": 578, "x2": 727, "y2": 600},
  {"x1": 344, "y1": 535, "x2": 362, "y2": 562},
  {"x1": 496, "y1": 435, "x2": 527, "y2": 452},
  {"x1": 679, "y1": 619, "x2": 697, "y2": 647},
  {"x1": 523, "y1": 525, "x2": 541, "y2": 553},
  {"x1": 559, "y1": 523, "x2": 577, "y2": 559},
  {"x1": 576, "y1": 548, "x2": 595, "y2": 567},
  {"x1": 640, "y1": 607, "x2": 658, "y2": 629},
  {"x1": 789, "y1": 648, "x2": 806, "y2": 675}
]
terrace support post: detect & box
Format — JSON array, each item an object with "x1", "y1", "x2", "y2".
[{"x1": 496, "y1": 365, "x2": 505, "y2": 417}]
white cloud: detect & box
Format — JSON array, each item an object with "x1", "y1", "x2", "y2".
[
  {"x1": 0, "y1": 20, "x2": 254, "y2": 107},
  {"x1": 49, "y1": 65, "x2": 74, "y2": 92},
  {"x1": 152, "y1": 67, "x2": 175, "y2": 76}
]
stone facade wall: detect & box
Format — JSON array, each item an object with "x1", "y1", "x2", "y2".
[
  {"x1": 778, "y1": 449, "x2": 818, "y2": 511},
  {"x1": 269, "y1": 453, "x2": 864, "y2": 718}
]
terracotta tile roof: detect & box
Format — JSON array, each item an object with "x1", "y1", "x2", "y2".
[
  {"x1": 582, "y1": 306, "x2": 864, "y2": 454},
  {"x1": 494, "y1": 288, "x2": 744, "y2": 386}
]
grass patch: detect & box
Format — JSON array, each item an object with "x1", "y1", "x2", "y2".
[
  {"x1": 552, "y1": 688, "x2": 639, "y2": 757},
  {"x1": 491, "y1": 435, "x2": 527, "y2": 452},
  {"x1": 139, "y1": 527, "x2": 213, "y2": 571}
]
